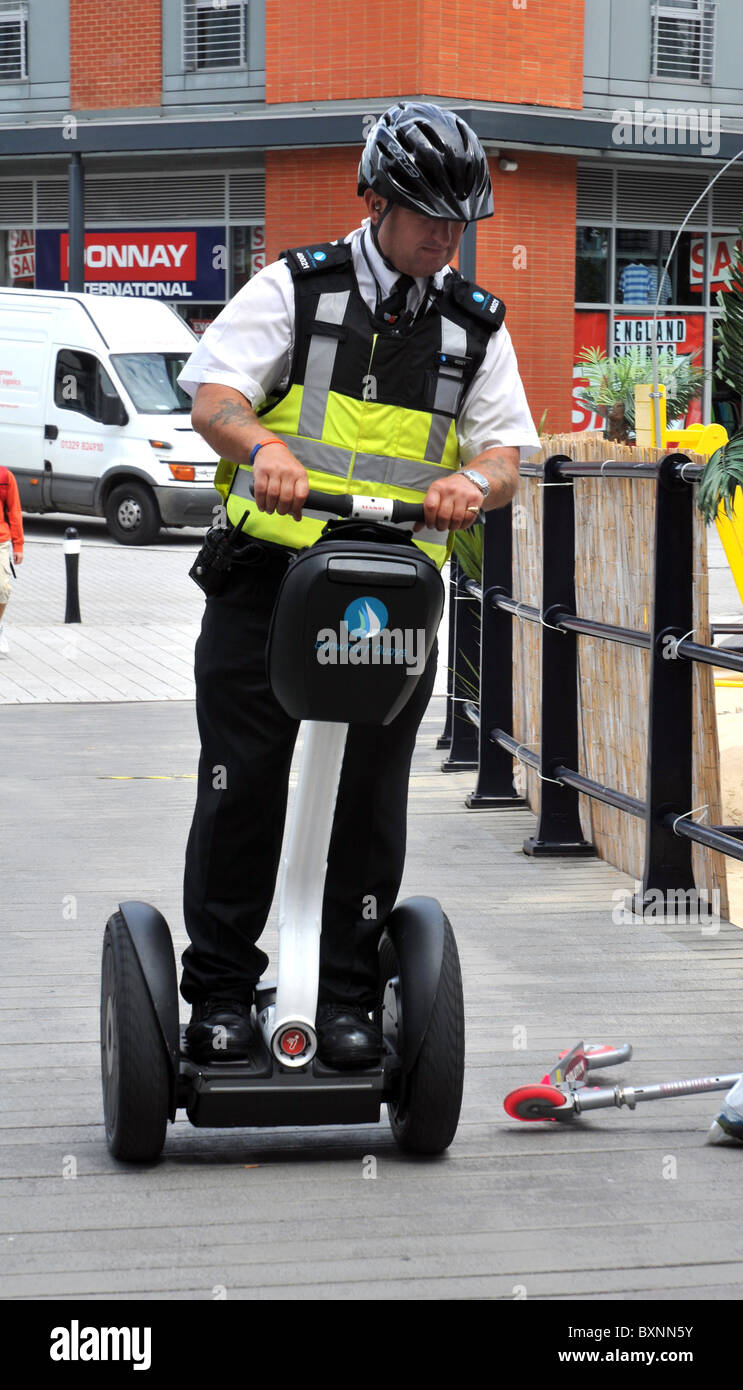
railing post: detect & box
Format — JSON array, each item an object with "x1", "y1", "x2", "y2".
[
  {"x1": 436, "y1": 562, "x2": 457, "y2": 749},
  {"x1": 524, "y1": 455, "x2": 595, "y2": 856},
  {"x1": 637, "y1": 453, "x2": 695, "y2": 911},
  {"x1": 466, "y1": 504, "x2": 527, "y2": 808},
  {"x1": 440, "y1": 555, "x2": 479, "y2": 772}
]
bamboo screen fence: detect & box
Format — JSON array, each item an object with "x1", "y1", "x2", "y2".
[{"x1": 512, "y1": 433, "x2": 728, "y2": 916}]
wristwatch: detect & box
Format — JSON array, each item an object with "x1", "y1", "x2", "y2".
[{"x1": 460, "y1": 468, "x2": 490, "y2": 501}]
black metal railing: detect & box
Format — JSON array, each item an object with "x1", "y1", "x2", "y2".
[{"x1": 438, "y1": 452, "x2": 743, "y2": 910}]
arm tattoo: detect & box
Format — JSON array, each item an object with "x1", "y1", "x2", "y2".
[
  {"x1": 206, "y1": 396, "x2": 257, "y2": 432},
  {"x1": 480, "y1": 456, "x2": 519, "y2": 506}
]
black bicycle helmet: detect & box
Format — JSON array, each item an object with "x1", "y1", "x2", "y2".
[{"x1": 358, "y1": 102, "x2": 493, "y2": 222}]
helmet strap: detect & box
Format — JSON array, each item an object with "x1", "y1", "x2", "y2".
[{"x1": 369, "y1": 201, "x2": 398, "y2": 272}]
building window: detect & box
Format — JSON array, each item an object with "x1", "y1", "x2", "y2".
[
  {"x1": 575, "y1": 228, "x2": 610, "y2": 304},
  {"x1": 183, "y1": 0, "x2": 248, "y2": 71},
  {"x1": 651, "y1": 1, "x2": 716, "y2": 83},
  {"x1": 0, "y1": 1, "x2": 28, "y2": 81}
]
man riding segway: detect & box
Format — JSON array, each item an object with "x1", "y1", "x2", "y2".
[{"x1": 178, "y1": 102, "x2": 539, "y2": 1069}]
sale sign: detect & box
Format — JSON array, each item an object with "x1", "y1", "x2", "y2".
[
  {"x1": 9, "y1": 249, "x2": 35, "y2": 280},
  {"x1": 9, "y1": 229, "x2": 34, "y2": 252},
  {"x1": 7, "y1": 228, "x2": 34, "y2": 283},
  {"x1": 689, "y1": 234, "x2": 742, "y2": 293}
]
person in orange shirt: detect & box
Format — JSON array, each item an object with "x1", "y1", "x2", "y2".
[{"x1": 0, "y1": 466, "x2": 24, "y2": 656}]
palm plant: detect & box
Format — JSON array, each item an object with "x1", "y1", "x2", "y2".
[
  {"x1": 575, "y1": 345, "x2": 706, "y2": 442},
  {"x1": 698, "y1": 219, "x2": 743, "y2": 523},
  {"x1": 451, "y1": 524, "x2": 483, "y2": 581}
]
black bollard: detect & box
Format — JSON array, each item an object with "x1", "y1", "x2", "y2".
[{"x1": 64, "y1": 527, "x2": 81, "y2": 623}]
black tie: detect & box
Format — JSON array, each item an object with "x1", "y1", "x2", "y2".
[{"x1": 376, "y1": 273, "x2": 416, "y2": 327}]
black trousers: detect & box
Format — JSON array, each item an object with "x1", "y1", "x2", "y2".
[{"x1": 181, "y1": 540, "x2": 438, "y2": 1010}]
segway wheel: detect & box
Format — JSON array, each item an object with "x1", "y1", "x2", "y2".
[
  {"x1": 504, "y1": 1084, "x2": 567, "y2": 1122},
  {"x1": 379, "y1": 915, "x2": 465, "y2": 1156},
  {"x1": 100, "y1": 912, "x2": 170, "y2": 1162}
]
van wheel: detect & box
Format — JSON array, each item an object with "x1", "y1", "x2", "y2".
[{"x1": 105, "y1": 482, "x2": 160, "y2": 546}]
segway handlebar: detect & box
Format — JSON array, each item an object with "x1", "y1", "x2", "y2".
[
  {"x1": 306, "y1": 490, "x2": 425, "y2": 524},
  {"x1": 247, "y1": 477, "x2": 425, "y2": 525}
]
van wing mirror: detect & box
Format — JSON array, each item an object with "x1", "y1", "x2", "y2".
[{"x1": 101, "y1": 394, "x2": 128, "y2": 427}]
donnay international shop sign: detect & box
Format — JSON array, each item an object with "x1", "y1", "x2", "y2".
[{"x1": 35, "y1": 228, "x2": 227, "y2": 299}]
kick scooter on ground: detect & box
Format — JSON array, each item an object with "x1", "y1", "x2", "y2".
[
  {"x1": 101, "y1": 488, "x2": 465, "y2": 1161},
  {"x1": 504, "y1": 1039, "x2": 742, "y2": 1134}
]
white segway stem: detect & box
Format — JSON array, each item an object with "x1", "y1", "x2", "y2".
[{"x1": 259, "y1": 721, "x2": 349, "y2": 1068}]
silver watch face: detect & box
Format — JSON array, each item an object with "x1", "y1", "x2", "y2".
[{"x1": 463, "y1": 469, "x2": 490, "y2": 497}]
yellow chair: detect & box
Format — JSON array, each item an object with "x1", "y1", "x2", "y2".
[
  {"x1": 665, "y1": 422, "x2": 730, "y2": 457},
  {"x1": 633, "y1": 384, "x2": 729, "y2": 458}
]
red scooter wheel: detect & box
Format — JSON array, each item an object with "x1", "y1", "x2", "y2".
[{"x1": 504, "y1": 1083, "x2": 568, "y2": 1122}]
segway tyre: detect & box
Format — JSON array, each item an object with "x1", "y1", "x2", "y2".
[
  {"x1": 101, "y1": 911, "x2": 170, "y2": 1161},
  {"x1": 379, "y1": 915, "x2": 465, "y2": 1155}
]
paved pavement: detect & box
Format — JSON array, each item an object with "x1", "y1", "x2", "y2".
[
  {"x1": 1, "y1": 512, "x2": 742, "y2": 1302},
  {"x1": 0, "y1": 515, "x2": 205, "y2": 704}
]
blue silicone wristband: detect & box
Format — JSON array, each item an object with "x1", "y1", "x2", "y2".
[{"x1": 249, "y1": 438, "x2": 286, "y2": 466}]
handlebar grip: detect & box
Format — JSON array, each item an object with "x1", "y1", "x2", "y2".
[
  {"x1": 389, "y1": 499, "x2": 426, "y2": 524},
  {"x1": 584, "y1": 1044, "x2": 633, "y2": 1071},
  {"x1": 303, "y1": 489, "x2": 353, "y2": 517}
]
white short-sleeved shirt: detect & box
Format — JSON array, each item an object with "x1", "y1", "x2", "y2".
[{"x1": 178, "y1": 221, "x2": 541, "y2": 464}]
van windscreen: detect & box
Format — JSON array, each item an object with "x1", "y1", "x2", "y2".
[{"x1": 111, "y1": 353, "x2": 192, "y2": 414}]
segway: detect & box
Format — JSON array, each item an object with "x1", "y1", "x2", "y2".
[{"x1": 101, "y1": 489, "x2": 465, "y2": 1161}]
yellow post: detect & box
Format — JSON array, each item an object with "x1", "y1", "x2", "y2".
[{"x1": 634, "y1": 383, "x2": 667, "y2": 447}]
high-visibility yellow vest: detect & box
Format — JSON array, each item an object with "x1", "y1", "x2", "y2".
[{"x1": 217, "y1": 240, "x2": 505, "y2": 569}]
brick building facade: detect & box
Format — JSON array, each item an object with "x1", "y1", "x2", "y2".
[{"x1": 4, "y1": 0, "x2": 743, "y2": 430}]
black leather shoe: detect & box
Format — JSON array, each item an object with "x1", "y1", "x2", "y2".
[
  {"x1": 316, "y1": 1003, "x2": 383, "y2": 1070},
  {"x1": 186, "y1": 997, "x2": 254, "y2": 1062}
]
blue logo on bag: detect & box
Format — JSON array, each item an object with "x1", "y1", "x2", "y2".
[
  {"x1": 472, "y1": 291, "x2": 485, "y2": 303},
  {"x1": 344, "y1": 596, "x2": 388, "y2": 639},
  {"x1": 313, "y1": 250, "x2": 327, "y2": 262}
]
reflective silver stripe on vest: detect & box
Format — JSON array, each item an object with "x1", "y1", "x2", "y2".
[
  {"x1": 424, "y1": 412, "x2": 452, "y2": 463},
  {"x1": 352, "y1": 453, "x2": 450, "y2": 492},
  {"x1": 442, "y1": 316, "x2": 468, "y2": 358},
  {"x1": 296, "y1": 290, "x2": 350, "y2": 440},
  {"x1": 434, "y1": 370, "x2": 464, "y2": 415},
  {"x1": 227, "y1": 469, "x2": 336, "y2": 525},
  {"x1": 425, "y1": 316, "x2": 469, "y2": 463},
  {"x1": 230, "y1": 440, "x2": 353, "y2": 492}
]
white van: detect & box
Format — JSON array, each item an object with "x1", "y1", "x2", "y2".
[{"x1": 0, "y1": 288, "x2": 219, "y2": 544}]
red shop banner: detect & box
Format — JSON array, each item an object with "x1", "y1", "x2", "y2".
[
  {"x1": 573, "y1": 311, "x2": 705, "y2": 432},
  {"x1": 573, "y1": 311, "x2": 607, "y2": 431},
  {"x1": 60, "y1": 230, "x2": 198, "y2": 282}
]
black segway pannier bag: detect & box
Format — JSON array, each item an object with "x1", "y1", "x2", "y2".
[{"x1": 267, "y1": 528, "x2": 445, "y2": 725}]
